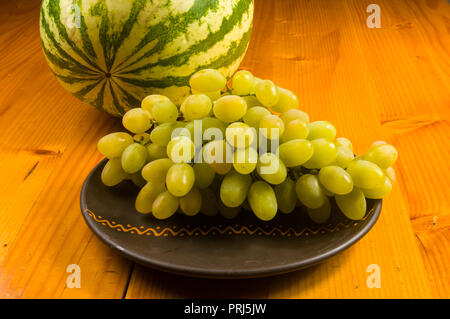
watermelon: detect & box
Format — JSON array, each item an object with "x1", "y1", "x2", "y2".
[{"x1": 40, "y1": 0, "x2": 254, "y2": 117}]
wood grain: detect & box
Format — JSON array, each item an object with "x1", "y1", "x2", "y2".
[{"x1": 0, "y1": 0, "x2": 448, "y2": 299}]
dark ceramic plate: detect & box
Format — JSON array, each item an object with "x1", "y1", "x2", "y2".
[{"x1": 80, "y1": 159, "x2": 382, "y2": 279}]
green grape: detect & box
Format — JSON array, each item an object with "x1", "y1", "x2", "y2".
[
  {"x1": 152, "y1": 99, "x2": 178, "y2": 123},
  {"x1": 335, "y1": 137, "x2": 353, "y2": 151},
  {"x1": 202, "y1": 117, "x2": 227, "y2": 138},
  {"x1": 101, "y1": 158, "x2": 128, "y2": 187},
  {"x1": 166, "y1": 136, "x2": 195, "y2": 163},
  {"x1": 141, "y1": 158, "x2": 173, "y2": 183},
  {"x1": 121, "y1": 143, "x2": 148, "y2": 174},
  {"x1": 318, "y1": 165, "x2": 354, "y2": 195},
  {"x1": 141, "y1": 94, "x2": 172, "y2": 116},
  {"x1": 179, "y1": 188, "x2": 202, "y2": 216},
  {"x1": 150, "y1": 122, "x2": 178, "y2": 146},
  {"x1": 233, "y1": 147, "x2": 258, "y2": 174},
  {"x1": 248, "y1": 181, "x2": 278, "y2": 221},
  {"x1": 271, "y1": 87, "x2": 298, "y2": 113},
  {"x1": 175, "y1": 121, "x2": 195, "y2": 141},
  {"x1": 255, "y1": 80, "x2": 279, "y2": 107},
  {"x1": 363, "y1": 144, "x2": 398, "y2": 169},
  {"x1": 152, "y1": 191, "x2": 179, "y2": 220},
  {"x1": 258, "y1": 134, "x2": 280, "y2": 154},
  {"x1": 189, "y1": 69, "x2": 226, "y2": 92},
  {"x1": 122, "y1": 108, "x2": 152, "y2": 134},
  {"x1": 256, "y1": 153, "x2": 287, "y2": 185},
  {"x1": 282, "y1": 119, "x2": 309, "y2": 142},
  {"x1": 135, "y1": 181, "x2": 166, "y2": 214},
  {"x1": 209, "y1": 162, "x2": 232, "y2": 175},
  {"x1": 307, "y1": 198, "x2": 331, "y2": 224},
  {"x1": 225, "y1": 122, "x2": 256, "y2": 148},
  {"x1": 220, "y1": 170, "x2": 252, "y2": 208},
  {"x1": 303, "y1": 138, "x2": 337, "y2": 169},
  {"x1": 335, "y1": 188, "x2": 367, "y2": 220},
  {"x1": 133, "y1": 133, "x2": 151, "y2": 145},
  {"x1": 259, "y1": 114, "x2": 285, "y2": 140},
  {"x1": 274, "y1": 177, "x2": 297, "y2": 214},
  {"x1": 295, "y1": 174, "x2": 327, "y2": 209},
  {"x1": 280, "y1": 109, "x2": 310, "y2": 125},
  {"x1": 146, "y1": 143, "x2": 168, "y2": 161},
  {"x1": 202, "y1": 140, "x2": 233, "y2": 175},
  {"x1": 232, "y1": 70, "x2": 255, "y2": 95},
  {"x1": 191, "y1": 88, "x2": 222, "y2": 102},
  {"x1": 321, "y1": 186, "x2": 334, "y2": 197},
  {"x1": 243, "y1": 106, "x2": 271, "y2": 128},
  {"x1": 200, "y1": 188, "x2": 219, "y2": 216},
  {"x1": 383, "y1": 166, "x2": 396, "y2": 183},
  {"x1": 346, "y1": 159, "x2": 385, "y2": 189},
  {"x1": 203, "y1": 140, "x2": 232, "y2": 163},
  {"x1": 213, "y1": 95, "x2": 247, "y2": 123},
  {"x1": 193, "y1": 163, "x2": 216, "y2": 189},
  {"x1": 166, "y1": 163, "x2": 195, "y2": 197},
  {"x1": 333, "y1": 146, "x2": 354, "y2": 168},
  {"x1": 218, "y1": 200, "x2": 241, "y2": 219},
  {"x1": 129, "y1": 172, "x2": 147, "y2": 188},
  {"x1": 249, "y1": 77, "x2": 263, "y2": 95},
  {"x1": 242, "y1": 95, "x2": 261, "y2": 108},
  {"x1": 361, "y1": 176, "x2": 393, "y2": 199},
  {"x1": 97, "y1": 132, "x2": 134, "y2": 159},
  {"x1": 180, "y1": 94, "x2": 212, "y2": 120},
  {"x1": 278, "y1": 139, "x2": 313, "y2": 167},
  {"x1": 307, "y1": 121, "x2": 337, "y2": 140}
]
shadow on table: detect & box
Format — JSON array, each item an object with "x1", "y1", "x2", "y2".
[{"x1": 126, "y1": 251, "x2": 349, "y2": 298}]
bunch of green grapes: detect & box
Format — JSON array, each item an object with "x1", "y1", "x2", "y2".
[{"x1": 97, "y1": 68, "x2": 398, "y2": 223}]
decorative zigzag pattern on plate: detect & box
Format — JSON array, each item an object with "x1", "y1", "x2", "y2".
[{"x1": 85, "y1": 208, "x2": 374, "y2": 238}]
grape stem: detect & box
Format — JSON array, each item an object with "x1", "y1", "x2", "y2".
[{"x1": 224, "y1": 83, "x2": 233, "y2": 95}]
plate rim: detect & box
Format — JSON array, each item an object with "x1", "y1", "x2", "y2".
[{"x1": 80, "y1": 159, "x2": 382, "y2": 279}]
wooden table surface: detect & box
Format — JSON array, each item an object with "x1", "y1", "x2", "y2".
[{"x1": 0, "y1": 0, "x2": 449, "y2": 299}]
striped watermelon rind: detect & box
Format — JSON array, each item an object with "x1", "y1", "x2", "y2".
[{"x1": 40, "y1": 0, "x2": 254, "y2": 117}]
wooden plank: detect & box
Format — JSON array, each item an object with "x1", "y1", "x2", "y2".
[
  {"x1": 341, "y1": 0, "x2": 450, "y2": 298},
  {"x1": 123, "y1": 0, "x2": 438, "y2": 298},
  {"x1": 0, "y1": 0, "x2": 131, "y2": 298},
  {"x1": 0, "y1": 109, "x2": 132, "y2": 298},
  {"x1": 412, "y1": 215, "x2": 450, "y2": 298}
]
